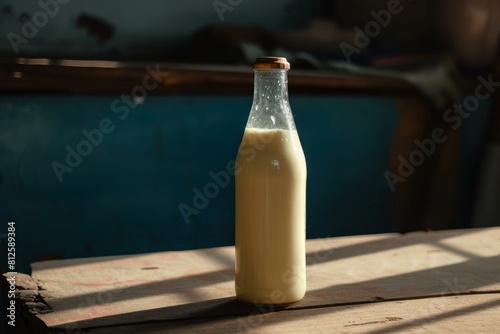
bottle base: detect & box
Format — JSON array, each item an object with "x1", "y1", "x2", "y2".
[{"x1": 236, "y1": 296, "x2": 303, "y2": 309}]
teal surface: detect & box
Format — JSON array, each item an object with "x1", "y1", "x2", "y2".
[{"x1": 1, "y1": 94, "x2": 400, "y2": 272}]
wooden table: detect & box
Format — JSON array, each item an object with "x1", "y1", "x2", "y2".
[{"x1": 3, "y1": 227, "x2": 500, "y2": 333}]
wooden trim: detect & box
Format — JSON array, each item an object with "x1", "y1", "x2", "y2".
[{"x1": 0, "y1": 58, "x2": 419, "y2": 96}]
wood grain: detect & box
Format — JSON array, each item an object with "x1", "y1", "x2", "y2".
[
  {"x1": 2, "y1": 227, "x2": 499, "y2": 333},
  {"x1": 85, "y1": 294, "x2": 500, "y2": 334},
  {"x1": 0, "y1": 58, "x2": 417, "y2": 96}
]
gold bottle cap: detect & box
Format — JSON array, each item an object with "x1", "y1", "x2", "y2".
[{"x1": 253, "y1": 56, "x2": 290, "y2": 70}]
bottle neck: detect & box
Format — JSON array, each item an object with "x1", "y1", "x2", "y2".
[{"x1": 247, "y1": 69, "x2": 295, "y2": 130}]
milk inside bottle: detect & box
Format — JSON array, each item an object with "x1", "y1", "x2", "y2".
[{"x1": 235, "y1": 57, "x2": 307, "y2": 305}]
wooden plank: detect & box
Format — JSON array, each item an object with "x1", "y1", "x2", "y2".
[
  {"x1": 2, "y1": 227, "x2": 499, "y2": 332},
  {"x1": 84, "y1": 294, "x2": 500, "y2": 333},
  {"x1": 19, "y1": 227, "x2": 499, "y2": 332},
  {"x1": 0, "y1": 58, "x2": 418, "y2": 96},
  {"x1": 0, "y1": 273, "x2": 50, "y2": 334}
]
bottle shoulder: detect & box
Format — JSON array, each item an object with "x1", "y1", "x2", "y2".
[
  {"x1": 236, "y1": 128, "x2": 306, "y2": 171},
  {"x1": 238, "y1": 128, "x2": 304, "y2": 154}
]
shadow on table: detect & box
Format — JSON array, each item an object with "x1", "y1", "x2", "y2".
[
  {"x1": 55, "y1": 287, "x2": 500, "y2": 333},
  {"x1": 46, "y1": 253, "x2": 500, "y2": 332},
  {"x1": 18, "y1": 228, "x2": 499, "y2": 332},
  {"x1": 32, "y1": 228, "x2": 485, "y2": 273}
]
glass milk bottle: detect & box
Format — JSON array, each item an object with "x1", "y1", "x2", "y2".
[{"x1": 235, "y1": 57, "x2": 307, "y2": 305}]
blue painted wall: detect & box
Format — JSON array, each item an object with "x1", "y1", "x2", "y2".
[
  {"x1": 1, "y1": 94, "x2": 401, "y2": 273},
  {"x1": 0, "y1": 93, "x2": 492, "y2": 274}
]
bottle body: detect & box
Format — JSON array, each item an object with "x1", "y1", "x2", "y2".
[{"x1": 235, "y1": 58, "x2": 306, "y2": 305}]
